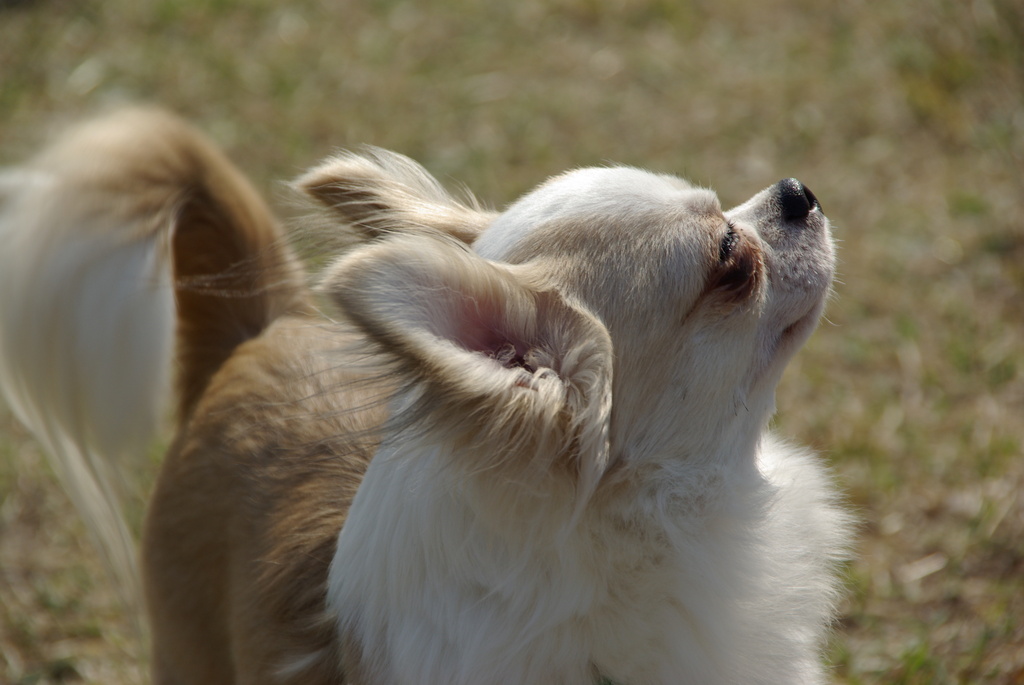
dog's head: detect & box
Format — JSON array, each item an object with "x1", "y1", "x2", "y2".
[
  {"x1": 300, "y1": 155, "x2": 833, "y2": 511},
  {"x1": 474, "y1": 169, "x2": 834, "y2": 465}
]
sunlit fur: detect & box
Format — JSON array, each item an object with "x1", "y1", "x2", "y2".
[{"x1": 0, "y1": 109, "x2": 849, "y2": 685}]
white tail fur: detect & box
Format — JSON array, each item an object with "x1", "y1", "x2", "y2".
[
  {"x1": 0, "y1": 167, "x2": 175, "y2": 602},
  {"x1": 0, "y1": 108, "x2": 305, "y2": 608}
]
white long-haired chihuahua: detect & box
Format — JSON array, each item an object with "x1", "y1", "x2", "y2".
[{"x1": 0, "y1": 108, "x2": 849, "y2": 684}]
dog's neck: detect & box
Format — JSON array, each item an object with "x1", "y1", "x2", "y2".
[{"x1": 326, "y1": 423, "x2": 771, "y2": 684}]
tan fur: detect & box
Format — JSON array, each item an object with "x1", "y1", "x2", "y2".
[
  {"x1": 294, "y1": 148, "x2": 496, "y2": 246},
  {"x1": 2, "y1": 109, "x2": 375, "y2": 683},
  {"x1": 31, "y1": 107, "x2": 311, "y2": 419},
  {"x1": 145, "y1": 318, "x2": 384, "y2": 684},
  {"x1": 94, "y1": 113, "x2": 380, "y2": 682}
]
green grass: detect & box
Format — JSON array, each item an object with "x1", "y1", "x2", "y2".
[{"x1": 2, "y1": 0, "x2": 1022, "y2": 682}]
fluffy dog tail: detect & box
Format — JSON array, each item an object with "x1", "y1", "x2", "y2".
[{"x1": 0, "y1": 108, "x2": 307, "y2": 601}]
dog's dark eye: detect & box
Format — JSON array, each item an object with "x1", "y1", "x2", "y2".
[
  {"x1": 710, "y1": 221, "x2": 762, "y2": 298},
  {"x1": 719, "y1": 224, "x2": 739, "y2": 262}
]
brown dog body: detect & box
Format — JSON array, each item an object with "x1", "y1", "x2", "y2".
[{"x1": 146, "y1": 317, "x2": 374, "y2": 683}]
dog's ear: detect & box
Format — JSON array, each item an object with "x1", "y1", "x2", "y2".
[
  {"x1": 321, "y1": 235, "x2": 613, "y2": 504},
  {"x1": 294, "y1": 148, "x2": 495, "y2": 244}
]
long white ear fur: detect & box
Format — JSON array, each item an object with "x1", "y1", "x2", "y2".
[{"x1": 320, "y1": 235, "x2": 613, "y2": 505}]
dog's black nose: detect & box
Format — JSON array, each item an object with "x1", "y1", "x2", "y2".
[{"x1": 777, "y1": 178, "x2": 819, "y2": 220}]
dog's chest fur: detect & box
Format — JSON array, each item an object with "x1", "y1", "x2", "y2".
[{"x1": 328, "y1": 442, "x2": 789, "y2": 685}]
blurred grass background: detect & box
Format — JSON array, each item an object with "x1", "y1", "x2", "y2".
[{"x1": 1, "y1": 0, "x2": 1021, "y2": 682}]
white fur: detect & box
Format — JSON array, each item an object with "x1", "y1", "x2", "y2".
[
  {"x1": 0, "y1": 167, "x2": 175, "y2": 601},
  {"x1": 325, "y1": 166, "x2": 850, "y2": 684}
]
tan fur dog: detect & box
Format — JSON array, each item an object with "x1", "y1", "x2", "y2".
[{"x1": 0, "y1": 109, "x2": 849, "y2": 684}]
